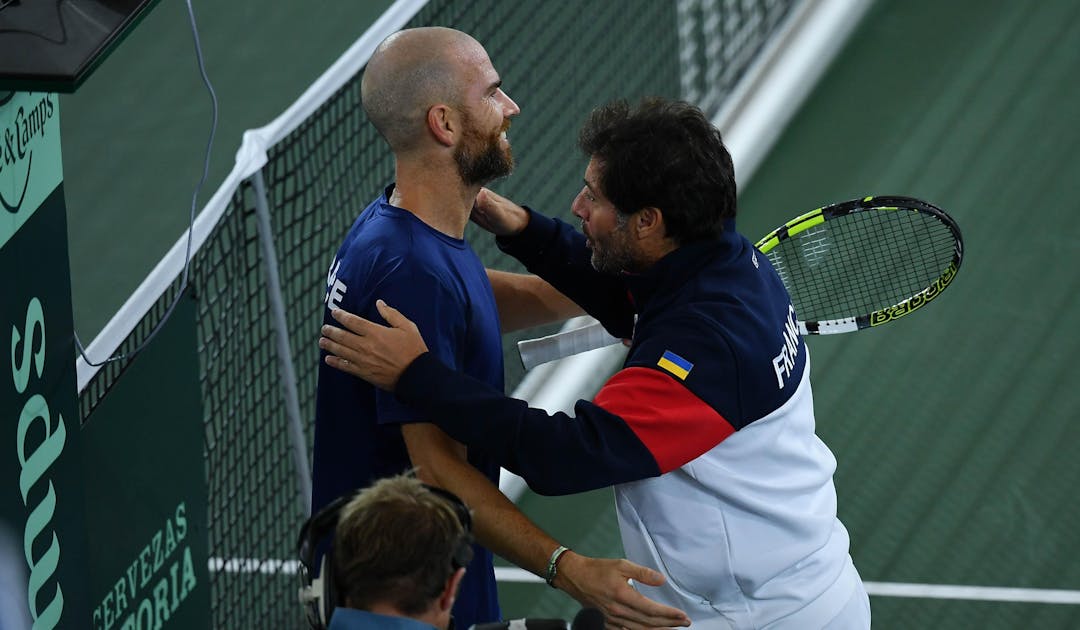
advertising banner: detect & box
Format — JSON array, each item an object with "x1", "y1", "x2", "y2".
[{"x1": 1, "y1": 91, "x2": 91, "y2": 630}]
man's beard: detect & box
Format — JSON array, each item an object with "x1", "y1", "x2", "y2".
[
  {"x1": 454, "y1": 118, "x2": 514, "y2": 186},
  {"x1": 588, "y1": 216, "x2": 640, "y2": 274}
]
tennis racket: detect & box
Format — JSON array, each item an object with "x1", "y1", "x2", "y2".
[{"x1": 518, "y1": 195, "x2": 963, "y2": 370}]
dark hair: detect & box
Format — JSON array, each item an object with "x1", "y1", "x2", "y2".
[
  {"x1": 578, "y1": 98, "x2": 736, "y2": 245},
  {"x1": 332, "y1": 475, "x2": 472, "y2": 615}
]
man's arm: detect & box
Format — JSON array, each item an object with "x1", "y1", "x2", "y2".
[
  {"x1": 321, "y1": 303, "x2": 735, "y2": 495},
  {"x1": 486, "y1": 269, "x2": 584, "y2": 333},
  {"x1": 474, "y1": 188, "x2": 634, "y2": 338},
  {"x1": 402, "y1": 422, "x2": 689, "y2": 630},
  {"x1": 470, "y1": 187, "x2": 531, "y2": 237}
]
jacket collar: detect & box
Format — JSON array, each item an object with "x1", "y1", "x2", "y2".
[{"x1": 623, "y1": 219, "x2": 740, "y2": 311}]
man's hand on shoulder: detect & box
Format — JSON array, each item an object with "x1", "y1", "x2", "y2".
[
  {"x1": 319, "y1": 300, "x2": 428, "y2": 391},
  {"x1": 471, "y1": 187, "x2": 530, "y2": 236}
]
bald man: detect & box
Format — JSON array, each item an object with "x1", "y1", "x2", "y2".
[{"x1": 311, "y1": 28, "x2": 689, "y2": 630}]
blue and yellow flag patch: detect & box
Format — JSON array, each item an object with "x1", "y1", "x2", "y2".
[{"x1": 657, "y1": 350, "x2": 693, "y2": 380}]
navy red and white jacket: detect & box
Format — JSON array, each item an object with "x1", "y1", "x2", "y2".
[{"x1": 395, "y1": 210, "x2": 864, "y2": 628}]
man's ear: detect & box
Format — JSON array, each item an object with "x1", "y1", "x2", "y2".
[
  {"x1": 635, "y1": 206, "x2": 665, "y2": 240},
  {"x1": 437, "y1": 567, "x2": 467, "y2": 613},
  {"x1": 427, "y1": 104, "x2": 458, "y2": 147}
]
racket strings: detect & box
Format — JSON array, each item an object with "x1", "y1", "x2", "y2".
[{"x1": 767, "y1": 209, "x2": 956, "y2": 322}]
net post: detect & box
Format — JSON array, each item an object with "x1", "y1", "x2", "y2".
[{"x1": 251, "y1": 168, "x2": 313, "y2": 515}]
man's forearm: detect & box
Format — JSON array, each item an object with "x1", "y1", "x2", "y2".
[
  {"x1": 487, "y1": 269, "x2": 585, "y2": 333},
  {"x1": 418, "y1": 440, "x2": 692, "y2": 629},
  {"x1": 397, "y1": 419, "x2": 690, "y2": 628},
  {"x1": 402, "y1": 422, "x2": 561, "y2": 577},
  {"x1": 461, "y1": 474, "x2": 562, "y2": 576},
  {"x1": 496, "y1": 213, "x2": 635, "y2": 338}
]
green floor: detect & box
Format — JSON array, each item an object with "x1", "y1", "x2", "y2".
[
  {"x1": 59, "y1": 0, "x2": 1080, "y2": 628},
  {"x1": 503, "y1": 1, "x2": 1080, "y2": 628}
]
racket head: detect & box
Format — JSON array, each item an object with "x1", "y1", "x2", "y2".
[{"x1": 755, "y1": 196, "x2": 963, "y2": 334}]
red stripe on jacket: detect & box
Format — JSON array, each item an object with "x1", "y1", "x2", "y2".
[{"x1": 593, "y1": 367, "x2": 735, "y2": 473}]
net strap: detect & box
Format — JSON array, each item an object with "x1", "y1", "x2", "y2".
[{"x1": 252, "y1": 170, "x2": 313, "y2": 513}]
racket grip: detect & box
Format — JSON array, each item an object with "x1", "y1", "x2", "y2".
[{"x1": 517, "y1": 321, "x2": 622, "y2": 370}]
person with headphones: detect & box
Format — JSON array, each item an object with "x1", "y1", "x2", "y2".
[{"x1": 298, "y1": 473, "x2": 475, "y2": 630}]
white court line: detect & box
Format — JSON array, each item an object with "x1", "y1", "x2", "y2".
[
  {"x1": 490, "y1": 568, "x2": 1080, "y2": 605},
  {"x1": 861, "y1": 582, "x2": 1080, "y2": 605},
  {"x1": 210, "y1": 557, "x2": 300, "y2": 575},
  {"x1": 209, "y1": 559, "x2": 1080, "y2": 605}
]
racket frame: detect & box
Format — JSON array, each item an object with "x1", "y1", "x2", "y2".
[{"x1": 754, "y1": 195, "x2": 963, "y2": 335}]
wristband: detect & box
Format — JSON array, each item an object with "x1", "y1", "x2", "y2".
[{"x1": 545, "y1": 545, "x2": 571, "y2": 587}]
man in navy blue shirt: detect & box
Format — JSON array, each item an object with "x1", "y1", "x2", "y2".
[{"x1": 313, "y1": 28, "x2": 689, "y2": 630}]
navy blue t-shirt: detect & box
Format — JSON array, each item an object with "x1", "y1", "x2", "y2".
[{"x1": 312, "y1": 186, "x2": 504, "y2": 628}]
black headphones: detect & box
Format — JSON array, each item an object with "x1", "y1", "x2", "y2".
[{"x1": 297, "y1": 483, "x2": 474, "y2": 630}]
